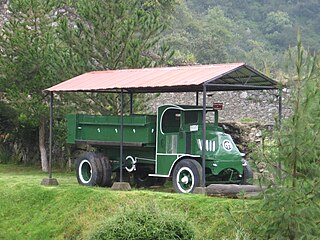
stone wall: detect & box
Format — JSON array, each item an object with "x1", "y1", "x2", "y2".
[
  {"x1": 149, "y1": 89, "x2": 291, "y2": 125},
  {"x1": 0, "y1": 0, "x2": 9, "y2": 26}
]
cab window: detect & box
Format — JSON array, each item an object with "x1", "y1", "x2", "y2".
[
  {"x1": 185, "y1": 111, "x2": 198, "y2": 125},
  {"x1": 162, "y1": 109, "x2": 180, "y2": 133}
]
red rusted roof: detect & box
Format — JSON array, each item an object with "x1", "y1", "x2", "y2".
[{"x1": 46, "y1": 63, "x2": 278, "y2": 93}]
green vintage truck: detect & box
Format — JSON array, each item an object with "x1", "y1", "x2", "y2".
[{"x1": 67, "y1": 104, "x2": 252, "y2": 193}]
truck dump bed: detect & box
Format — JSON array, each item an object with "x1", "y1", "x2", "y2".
[{"x1": 67, "y1": 114, "x2": 156, "y2": 146}]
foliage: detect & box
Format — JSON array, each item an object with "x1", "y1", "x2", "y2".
[
  {"x1": 89, "y1": 205, "x2": 194, "y2": 240},
  {"x1": 227, "y1": 184, "x2": 320, "y2": 240},
  {"x1": 164, "y1": 0, "x2": 320, "y2": 72},
  {"x1": 0, "y1": 101, "x2": 17, "y2": 135},
  {"x1": 186, "y1": 0, "x2": 318, "y2": 52},
  {"x1": 237, "y1": 36, "x2": 320, "y2": 240},
  {"x1": 57, "y1": 0, "x2": 177, "y2": 115},
  {"x1": 60, "y1": 0, "x2": 175, "y2": 71},
  {"x1": 279, "y1": 34, "x2": 320, "y2": 184},
  {"x1": 254, "y1": 185, "x2": 320, "y2": 239},
  {"x1": 163, "y1": 5, "x2": 235, "y2": 64},
  {"x1": 0, "y1": 0, "x2": 177, "y2": 167},
  {"x1": 0, "y1": 0, "x2": 74, "y2": 168},
  {"x1": 0, "y1": 0, "x2": 66, "y2": 127}
]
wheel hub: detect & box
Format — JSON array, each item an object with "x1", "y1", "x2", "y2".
[
  {"x1": 79, "y1": 159, "x2": 92, "y2": 183},
  {"x1": 181, "y1": 175, "x2": 189, "y2": 184}
]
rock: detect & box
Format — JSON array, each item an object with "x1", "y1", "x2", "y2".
[
  {"x1": 206, "y1": 184, "x2": 265, "y2": 197},
  {"x1": 240, "y1": 91, "x2": 248, "y2": 99},
  {"x1": 255, "y1": 130, "x2": 262, "y2": 137}
]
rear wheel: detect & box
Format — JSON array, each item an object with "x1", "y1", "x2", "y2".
[
  {"x1": 98, "y1": 154, "x2": 113, "y2": 187},
  {"x1": 172, "y1": 159, "x2": 202, "y2": 193},
  {"x1": 76, "y1": 152, "x2": 102, "y2": 186}
]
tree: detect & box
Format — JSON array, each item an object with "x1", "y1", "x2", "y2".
[
  {"x1": 163, "y1": 5, "x2": 235, "y2": 64},
  {"x1": 194, "y1": 7, "x2": 235, "y2": 64},
  {"x1": 58, "y1": 0, "x2": 177, "y2": 115},
  {"x1": 0, "y1": 0, "x2": 179, "y2": 169},
  {"x1": 237, "y1": 34, "x2": 320, "y2": 240},
  {"x1": 0, "y1": 0, "x2": 69, "y2": 171},
  {"x1": 279, "y1": 34, "x2": 320, "y2": 186}
]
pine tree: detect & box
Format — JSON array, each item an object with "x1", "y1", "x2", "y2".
[{"x1": 0, "y1": 0, "x2": 69, "y2": 170}]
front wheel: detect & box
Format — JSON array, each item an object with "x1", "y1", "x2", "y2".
[
  {"x1": 172, "y1": 159, "x2": 202, "y2": 193},
  {"x1": 241, "y1": 160, "x2": 253, "y2": 185}
]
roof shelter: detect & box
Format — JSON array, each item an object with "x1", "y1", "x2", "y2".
[
  {"x1": 45, "y1": 63, "x2": 281, "y2": 188},
  {"x1": 47, "y1": 62, "x2": 278, "y2": 93}
]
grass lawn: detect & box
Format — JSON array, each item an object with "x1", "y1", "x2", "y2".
[{"x1": 0, "y1": 164, "x2": 258, "y2": 239}]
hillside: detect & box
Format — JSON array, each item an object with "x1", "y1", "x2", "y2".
[
  {"x1": 164, "y1": 0, "x2": 320, "y2": 73},
  {"x1": 0, "y1": 164, "x2": 256, "y2": 239}
]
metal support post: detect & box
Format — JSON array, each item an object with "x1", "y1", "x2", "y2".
[
  {"x1": 41, "y1": 92, "x2": 58, "y2": 186},
  {"x1": 278, "y1": 88, "x2": 283, "y2": 180},
  {"x1": 120, "y1": 89, "x2": 124, "y2": 182},
  {"x1": 49, "y1": 92, "x2": 53, "y2": 179},
  {"x1": 201, "y1": 87, "x2": 207, "y2": 188},
  {"x1": 130, "y1": 92, "x2": 133, "y2": 115},
  {"x1": 196, "y1": 92, "x2": 199, "y2": 106},
  {"x1": 278, "y1": 88, "x2": 282, "y2": 127}
]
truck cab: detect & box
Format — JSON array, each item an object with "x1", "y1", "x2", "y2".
[{"x1": 153, "y1": 105, "x2": 247, "y2": 192}]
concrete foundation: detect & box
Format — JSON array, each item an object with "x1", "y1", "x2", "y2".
[
  {"x1": 193, "y1": 187, "x2": 207, "y2": 195},
  {"x1": 41, "y1": 178, "x2": 59, "y2": 186},
  {"x1": 111, "y1": 182, "x2": 131, "y2": 191}
]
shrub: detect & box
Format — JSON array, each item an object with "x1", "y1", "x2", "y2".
[{"x1": 89, "y1": 204, "x2": 195, "y2": 240}]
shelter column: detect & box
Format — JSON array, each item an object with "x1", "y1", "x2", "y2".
[
  {"x1": 41, "y1": 92, "x2": 58, "y2": 186},
  {"x1": 120, "y1": 89, "x2": 124, "y2": 182},
  {"x1": 278, "y1": 87, "x2": 283, "y2": 179},
  {"x1": 130, "y1": 92, "x2": 133, "y2": 115},
  {"x1": 201, "y1": 86, "x2": 207, "y2": 188},
  {"x1": 278, "y1": 88, "x2": 282, "y2": 127},
  {"x1": 196, "y1": 92, "x2": 199, "y2": 106},
  {"x1": 49, "y1": 92, "x2": 53, "y2": 179}
]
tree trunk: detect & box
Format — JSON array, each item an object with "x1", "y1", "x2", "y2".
[{"x1": 39, "y1": 120, "x2": 48, "y2": 172}]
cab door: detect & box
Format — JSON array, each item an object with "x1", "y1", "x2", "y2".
[{"x1": 156, "y1": 107, "x2": 185, "y2": 175}]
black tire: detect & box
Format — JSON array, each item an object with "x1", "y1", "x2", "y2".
[
  {"x1": 134, "y1": 168, "x2": 155, "y2": 188},
  {"x1": 241, "y1": 160, "x2": 253, "y2": 185},
  {"x1": 97, "y1": 154, "x2": 113, "y2": 187},
  {"x1": 172, "y1": 159, "x2": 202, "y2": 193},
  {"x1": 75, "y1": 152, "x2": 103, "y2": 186}
]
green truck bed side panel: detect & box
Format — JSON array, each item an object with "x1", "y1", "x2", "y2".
[
  {"x1": 67, "y1": 114, "x2": 77, "y2": 144},
  {"x1": 67, "y1": 114, "x2": 156, "y2": 145}
]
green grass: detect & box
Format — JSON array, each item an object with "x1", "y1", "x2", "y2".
[{"x1": 0, "y1": 164, "x2": 258, "y2": 239}]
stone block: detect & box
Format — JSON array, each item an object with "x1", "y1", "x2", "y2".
[
  {"x1": 41, "y1": 178, "x2": 59, "y2": 186},
  {"x1": 111, "y1": 182, "x2": 131, "y2": 191}
]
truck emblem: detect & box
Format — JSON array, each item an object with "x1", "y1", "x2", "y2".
[{"x1": 223, "y1": 140, "x2": 233, "y2": 151}]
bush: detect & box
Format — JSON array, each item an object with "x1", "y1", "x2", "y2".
[{"x1": 89, "y1": 204, "x2": 195, "y2": 240}]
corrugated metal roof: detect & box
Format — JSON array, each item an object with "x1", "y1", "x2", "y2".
[{"x1": 46, "y1": 63, "x2": 278, "y2": 93}]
